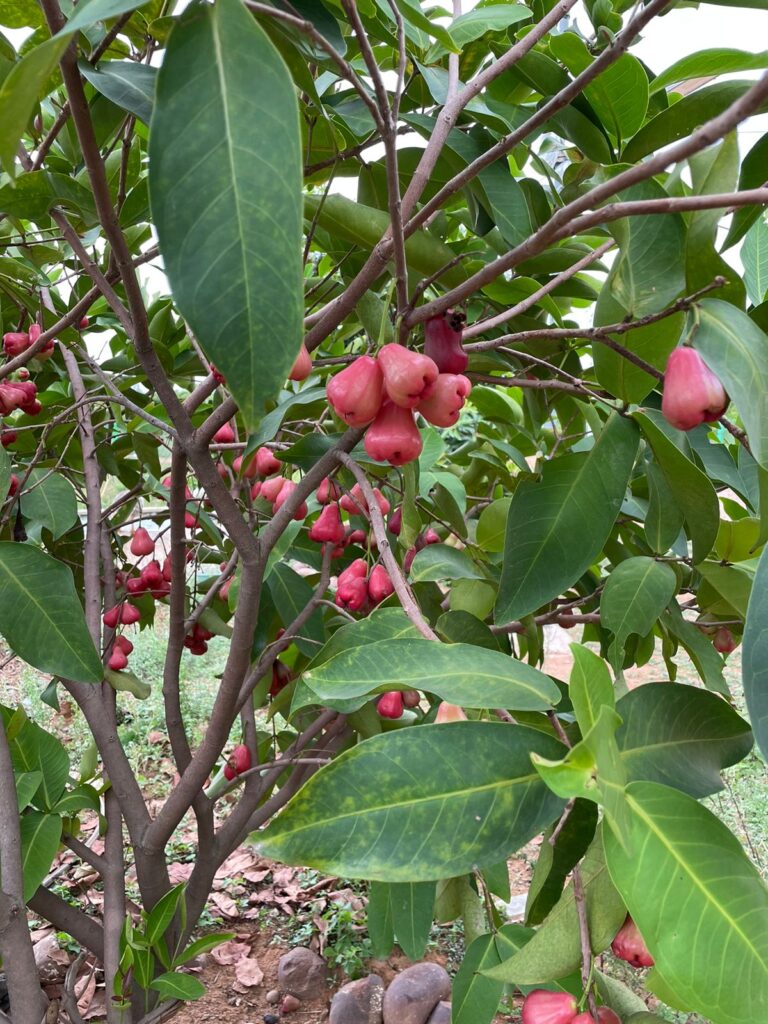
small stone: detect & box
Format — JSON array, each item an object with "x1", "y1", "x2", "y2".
[
  {"x1": 425, "y1": 1002, "x2": 451, "y2": 1024},
  {"x1": 329, "y1": 974, "x2": 385, "y2": 1024},
  {"x1": 281, "y1": 994, "x2": 302, "y2": 1014},
  {"x1": 382, "y1": 963, "x2": 451, "y2": 1024},
  {"x1": 266, "y1": 990, "x2": 281, "y2": 1004},
  {"x1": 264, "y1": 1015, "x2": 280, "y2": 1024},
  {"x1": 278, "y1": 947, "x2": 328, "y2": 1000}
]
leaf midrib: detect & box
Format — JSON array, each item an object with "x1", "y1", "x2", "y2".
[{"x1": 263, "y1": 772, "x2": 541, "y2": 841}]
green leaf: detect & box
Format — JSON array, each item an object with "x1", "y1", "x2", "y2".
[
  {"x1": 21, "y1": 469, "x2": 78, "y2": 541},
  {"x1": 149, "y1": 0, "x2": 303, "y2": 430},
  {"x1": 389, "y1": 881, "x2": 435, "y2": 961},
  {"x1": 149, "y1": 972, "x2": 206, "y2": 1000},
  {"x1": 525, "y1": 800, "x2": 599, "y2": 926},
  {"x1": 367, "y1": 881, "x2": 395, "y2": 958},
  {"x1": 19, "y1": 810, "x2": 62, "y2": 901},
  {"x1": 603, "y1": 782, "x2": 768, "y2": 1024},
  {"x1": 174, "y1": 932, "x2": 235, "y2": 967},
  {"x1": 452, "y1": 925, "x2": 534, "y2": 1024},
  {"x1": 145, "y1": 883, "x2": 184, "y2": 946},
  {"x1": 600, "y1": 557, "x2": 677, "y2": 670},
  {"x1": 661, "y1": 602, "x2": 728, "y2": 695},
  {"x1": 741, "y1": 214, "x2": 768, "y2": 306},
  {"x1": 63, "y1": 0, "x2": 149, "y2": 33},
  {"x1": 593, "y1": 283, "x2": 683, "y2": 403},
  {"x1": 0, "y1": 34, "x2": 70, "y2": 175},
  {"x1": 496, "y1": 413, "x2": 639, "y2": 623},
  {"x1": 438, "y1": 4, "x2": 530, "y2": 53},
  {"x1": 692, "y1": 299, "x2": 768, "y2": 469},
  {"x1": 302, "y1": 638, "x2": 561, "y2": 712},
  {"x1": 253, "y1": 722, "x2": 566, "y2": 881},
  {"x1": 0, "y1": 171, "x2": 98, "y2": 224},
  {"x1": 623, "y1": 81, "x2": 760, "y2": 163},
  {"x1": 743, "y1": 542, "x2": 768, "y2": 760},
  {"x1": 486, "y1": 828, "x2": 626, "y2": 984},
  {"x1": 569, "y1": 644, "x2": 615, "y2": 735},
  {"x1": 634, "y1": 412, "x2": 720, "y2": 563},
  {"x1": 105, "y1": 667, "x2": 151, "y2": 699},
  {"x1": 476, "y1": 497, "x2": 511, "y2": 553},
  {"x1": 0, "y1": 543, "x2": 103, "y2": 683},
  {"x1": 550, "y1": 33, "x2": 648, "y2": 142},
  {"x1": 409, "y1": 544, "x2": 485, "y2": 583},
  {"x1": 608, "y1": 181, "x2": 686, "y2": 318},
  {"x1": 0, "y1": 0, "x2": 43, "y2": 28},
  {"x1": 267, "y1": 562, "x2": 325, "y2": 657},
  {"x1": 1, "y1": 709, "x2": 69, "y2": 810},
  {"x1": 79, "y1": 60, "x2": 156, "y2": 124},
  {"x1": 304, "y1": 193, "x2": 470, "y2": 289},
  {"x1": 615, "y1": 683, "x2": 753, "y2": 798},
  {"x1": 51, "y1": 784, "x2": 100, "y2": 814},
  {"x1": 723, "y1": 132, "x2": 768, "y2": 250},
  {"x1": 651, "y1": 48, "x2": 768, "y2": 95},
  {"x1": 15, "y1": 771, "x2": 43, "y2": 811}
]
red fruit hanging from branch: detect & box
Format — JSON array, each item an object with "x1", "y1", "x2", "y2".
[
  {"x1": 378, "y1": 343, "x2": 438, "y2": 408},
  {"x1": 418, "y1": 373, "x2": 472, "y2": 427},
  {"x1": 611, "y1": 915, "x2": 654, "y2": 968},
  {"x1": 661, "y1": 347, "x2": 728, "y2": 430},
  {"x1": 713, "y1": 626, "x2": 737, "y2": 654},
  {"x1": 364, "y1": 402, "x2": 423, "y2": 466},
  {"x1": 212, "y1": 422, "x2": 235, "y2": 444},
  {"x1": 377, "y1": 691, "x2": 404, "y2": 719},
  {"x1": 571, "y1": 1009, "x2": 621, "y2": 1024},
  {"x1": 256, "y1": 446, "x2": 281, "y2": 477},
  {"x1": 223, "y1": 743, "x2": 252, "y2": 781},
  {"x1": 308, "y1": 503, "x2": 346, "y2": 545},
  {"x1": 520, "y1": 990, "x2": 579, "y2": 1024},
  {"x1": 316, "y1": 477, "x2": 341, "y2": 504},
  {"x1": 326, "y1": 354, "x2": 385, "y2": 426},
  {"x1": 289, "y1": 344, "x2": 312, "y2": 381},
  {"x1": 367, "y1": 564, "x2": 394, "y2": 605},
  {"x1": 340, "y1": 483, "x2": 390, "y2": 517},
  {"x1": 424, "y1": 309, "x2": 468, "y2": 374},
  {"x1": 130, "y1": 528, "x2": 155, "y2": 557}
]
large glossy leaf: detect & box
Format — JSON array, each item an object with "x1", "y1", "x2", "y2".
[
  {"x1": 3, "y1": 712, "x2": 69, "y2": 811},
  {"x1": 692, "y1": 299, "x2": 768, "y2": 469},
  {"x1": 409, "y1": 544, "x2": 485, "y2": 583},
  {"x1": 21, "y1": 469, "x2": 78, "y2": 541},
  {"x1": 0, "y1": 172, "x2": 98, "y2": 224},
  {"x1": 608, "y1": 181, "x2": 686, "y2": 318},
  {"x1": 452, "y1": 925, "x2": 535, "y2": 1024},
  {"x1": 722, "y1": 132, "x2": 768, "y2": 250},
  {"x1": 742, "y1": 542, "x2": 768, "y2": 760},
  {"x1": 526, "y1": 799, "x2": 598, "y2": 927},
  {"x1": 616, "y1": 683, "x2": 752, "y2": 797},
  {"x1": 623, "y1": 81, "x2": 759, "y2": 163},
  {"x1": 592, "y1": 283, "x2": 683, "y2": 403},
  {"x1": 651, "y1": 48, "x2": 768, "y2": 94},
  {"x1": 19, "y1": 810, "x2": 62, "y2": 901},
  {"x1": 79, "y1": 60, "x2": 157, "y2": 124},
  {"x1": 0, "y1": 35, "x2": 70, "y2": 175},
  {"x1": 661, "y1": 602, "x2": 728, "y2": 695},
  {"x1": 742, "y1": 215, "x2": 768, "y2": 306},
  {"x1": 149, "y1": 0, "x2": 303, "y2": 430},
  {"x1": 486, "y1": 829, "x2": 626, "y2": 984},
  {"x1": 604, "y1": 782, "x2": 768, "y2": 1024},
  {"x1": 267, "y1": 562, "x2": 325, "y2": 657},
  {"x1": 600, "y1": 557, "x2": 677, "y2": 669},
  {"x1": 0, "y1": 543, "x2": 103, "y2": 683},
  {"x1": 634, "y1": 412, "x2": 720, "y2": 563},
  {"x1": 495, "y1": 413, "x2": 639, "y2": 623},
  {"x1": 569, "y1": 645, "x2": 614, "y2": 735},
  {"x1": 253, "y1": 722, "x2": 566, "y2": 881},
  {"x1": 62, "y1": 0, "x2": 150, "y2": 34},
  {"x1": 301, "y1": 638, "x2": 561, "y2": 711},
  {"x1": 304, "y1": 193, "x2": 470, "y2": 289},
  {"x1": 388, "y1": 881, "x2": 435, "y2": 961},
  {"x1": 550, "y1": 32, "x2": 648, "y2": 142}
]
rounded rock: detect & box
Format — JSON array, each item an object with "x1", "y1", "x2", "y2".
[
  {"x1": 382, "y1": 963, "x2": 451, "y2": 1024},
  {"x1": 329, "y1": 974, "x2": 385, "y2": 1024},
  {"x1": 277, "y1": 947, "x2": 328, "y2": 1000},
  {"x1": 425, "y1": 1002, "x2": 451, "y2": 1024}
]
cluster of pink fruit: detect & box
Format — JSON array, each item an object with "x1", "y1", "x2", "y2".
[
  {"x1": 326, "y1": 312, "x2": 471, "y2": 466},
  {"x1": 521, "y1": 917, "x2": 652, "y2": 1024}
]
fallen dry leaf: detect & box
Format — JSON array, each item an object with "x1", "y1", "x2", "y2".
[
  {"x1": 210, "y1": 940, "x2": 252, "y2": 966},
  {"x1": 233, "y1": 956, "x2": 264, "y2": 989}
]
